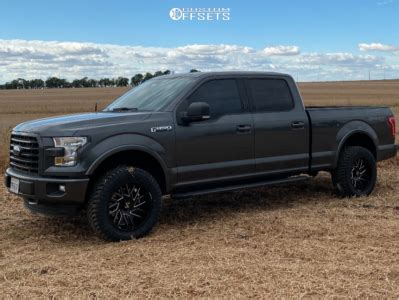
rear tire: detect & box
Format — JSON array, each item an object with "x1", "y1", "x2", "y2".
[
  {"x1": 87, "y1": 166, "x2": 162, "y2": 241},
  {"x1": 333, "y1": 146, "x2": 376, "y2": 197}
]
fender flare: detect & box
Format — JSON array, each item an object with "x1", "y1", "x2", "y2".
[
  {"x1": 334, "y1": 125, "x2": 378, "y2": 167},
  {"x1": 86, "y1": 144, "x2": 168, "y2": 175},
  {"x1": 85, "y1": 144, "x2": 170, "y2": 189}
]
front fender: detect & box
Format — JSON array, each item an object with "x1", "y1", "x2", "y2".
[{"x1": 84, "y1": 133, "x2": 170, "y2": 176}]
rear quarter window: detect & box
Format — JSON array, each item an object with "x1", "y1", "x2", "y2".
[{"x1": 247, "y1": 79, "x2": 294, "y2": 112}]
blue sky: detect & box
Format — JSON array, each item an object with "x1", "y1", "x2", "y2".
[{"x1": 0, "y1": 0, "x2": 398, "y2": 82}]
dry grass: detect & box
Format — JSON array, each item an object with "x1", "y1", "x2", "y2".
[
  {"x1": 0, "y1": 81, "x2": 398, "y2": 298},
  {"x1": 0, "y1": 87, "x2": 129, "y2": 168},
  {"x1": 300, "y1": 80, "x2": 399, "y2": 107}
]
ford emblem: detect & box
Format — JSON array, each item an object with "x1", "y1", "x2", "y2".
[{"x1": 13, "y1": 145, "x2": 21, "y2": 156}]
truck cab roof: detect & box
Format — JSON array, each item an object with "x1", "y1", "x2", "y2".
[{"x1": 157, "y1": 71, "x2": 291, "y2": 80}]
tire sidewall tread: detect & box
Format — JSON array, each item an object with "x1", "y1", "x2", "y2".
[
  {"x1": 87, "y1": 166, "x2": 162, "y2": 241},
  {"x1": 335, "y1": 146, "x2": 377, "y2": 197}
]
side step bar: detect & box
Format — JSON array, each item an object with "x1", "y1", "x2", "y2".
[{"x1": 172, "y1": 175, "x2": 310, "y2": 199}]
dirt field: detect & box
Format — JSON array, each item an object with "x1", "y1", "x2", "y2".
[{"x1": 0, "y1": 81, "x2": 398, "y2": 298}]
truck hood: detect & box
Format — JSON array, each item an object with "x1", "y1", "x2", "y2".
[{"x1": 13, "y1": 111, "x2": 152, "y2": 136}]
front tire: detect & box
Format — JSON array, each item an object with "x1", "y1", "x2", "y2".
[
  {"x1": 333, "y1": 146, "x2": 377, "y2": 197},
  {"x1": 87, "y1": 166, "x2": 162, "y2": 241}
]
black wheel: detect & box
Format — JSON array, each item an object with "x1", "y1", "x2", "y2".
[
  {"x1": 87, "y1": 166, "x2": 162, "y2": 241},
  {"x1": 334, "y1": 146, "x2": 376, "y2": 197}
]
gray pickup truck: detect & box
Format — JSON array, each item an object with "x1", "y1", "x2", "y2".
[{"x1": 4, "y1": 72, "x2": 397, "y2": 241}]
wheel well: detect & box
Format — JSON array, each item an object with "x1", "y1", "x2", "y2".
[
  {"x1": 88, "y1": 150, "x2": 166, "y2": 195},
  {"x1": 340, "y1": 132, "x2": 376, "y2": 158}
]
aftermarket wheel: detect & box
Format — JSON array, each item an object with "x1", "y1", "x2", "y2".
[
  {"x1": 87, "y1": 166, "x2": 162, "y2": 241},
  {"x1": 334, "y1": 146, "x2": 376, "y2": 197}
]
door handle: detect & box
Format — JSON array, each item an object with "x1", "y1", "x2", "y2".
[
  {"x1": 236, "y1": 124, "x2": 252, "y2": 132},
  {"x1": 291, "y1": 121, "x2": 305, "y2": 129}
]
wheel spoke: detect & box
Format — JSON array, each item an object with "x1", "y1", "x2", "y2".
[
  {"x1": 350, "y1": 157, "x2": 372, "y2": 192},
  {"x1": 355, "y1": 159, "x2": 360, "y2": 169},
  {"x1": 129, "y1": 210, "x2": 142, "y2": 218},
  {"x1": 134, "y1": 200, "x2": 146, "y2": 209},
  {"x1": 122, "y1": 212, "x2": 130, "y2": 227},
  {"x1": 113, "y1": 192, "x2": 122, "y2": 198},
  {"x1": 125, "y1": 184, "x2": 132, "y2": 197},
  {"x1": 114, "y1": 210, "x2": 122, "y2": 226},
  {"x1": 111, "y1": 194, "x2": 124, "y2": 202},
  {"x1": 109, "y1": 202, "x2": 119, "y2": 214},
  {"x1": 126, "y1": 212, "x2": 134, "y2": 226},
  {"x1": 108, "y1": 183, "x2": 151, "y2": 231},
  {"x1": 132, "y1": 187, "x2": 141, "y2": 201}
]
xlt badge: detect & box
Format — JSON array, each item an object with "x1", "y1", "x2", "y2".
[{"x1": 151, "y1": 125, "x2": 173, "y2": 133}]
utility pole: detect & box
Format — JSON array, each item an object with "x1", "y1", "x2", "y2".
[
  {"x1": 317, "y1": 67, "x2": 320, "y2": 82},
  {"x1": 368, "y1": 70, "x2": 371, "y2": 81}
]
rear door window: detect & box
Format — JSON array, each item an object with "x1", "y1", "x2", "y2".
[{"x1": 247, "y1": 79, "x2": 294, "y2": 112}]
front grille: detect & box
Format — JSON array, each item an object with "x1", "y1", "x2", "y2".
[{"x1": 9, "y1": 134, "x2": 39, "y2": 173}]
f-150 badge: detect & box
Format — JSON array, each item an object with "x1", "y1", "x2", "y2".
[{"x1": 151, "y1": 125, "x2": 173, "y2": 133}]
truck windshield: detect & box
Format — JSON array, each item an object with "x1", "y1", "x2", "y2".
[{"x1": 104, "y1": 77, "x2": 195, "y2": 112}]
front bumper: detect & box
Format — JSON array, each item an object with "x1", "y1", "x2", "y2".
[{"x1": 4, "y1": 167, "x2": 89, "y2": 205}]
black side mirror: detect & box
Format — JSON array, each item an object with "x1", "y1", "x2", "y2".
[{"x1": 181, "y1": 102, "x2": 210, "y2": 123}]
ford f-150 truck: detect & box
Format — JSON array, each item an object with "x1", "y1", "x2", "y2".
[{"x1": 4, "y1": 72, "x2": 397, "y2": 241}]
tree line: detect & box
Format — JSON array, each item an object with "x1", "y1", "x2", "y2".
[{"x1": 0, "y1": 69, "x2": 200, "y2": 90}]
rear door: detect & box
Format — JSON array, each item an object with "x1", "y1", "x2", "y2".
[
  {"x1": 175, "y1": 78, "x2": 254, "y2": 185},
  {"x1": 245, "y1": 77, "x2": 309, "y2": 175}
]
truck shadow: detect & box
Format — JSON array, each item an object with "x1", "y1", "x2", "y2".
[
  {"x1": 160, "y1": 175, "x2": 335, "y2": 227},
  {"x1": 3, "y1": 175, "x2": 336, "y2": 243}
]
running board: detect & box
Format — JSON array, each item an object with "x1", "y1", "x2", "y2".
[{"x1": 172, "y1": 175, "x2": 310, "y2": 199}]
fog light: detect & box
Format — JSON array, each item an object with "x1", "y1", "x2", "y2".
[{"x1": 59, "y1": 185, "x2": 66, "y2": 193}]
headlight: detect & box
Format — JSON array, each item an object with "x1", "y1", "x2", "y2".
[{"x1": 53, "y1": 137, "x2": 87, "y2": 166}]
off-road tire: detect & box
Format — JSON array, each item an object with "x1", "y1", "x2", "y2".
[
  {"x1": 333, "y1": 146, "x2": 376, "y2": 197},
  {"x1": 87, "y1": 166, "x2": 162, "y2": 241}
]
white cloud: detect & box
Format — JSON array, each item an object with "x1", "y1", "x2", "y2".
[
  {"x1": 377, "y1": 0, "x2": 395, "y2": 5},
  {"x1": 359, "y1": 43, "x2": 399, "y2": 52},
  {"x1": 0, "y1": 39, "x2": 397, "y2": 82},
  {"x1": 174, "y1": 44, "x2": 254, "y2": 55},
  {"x1": 295, "y1": 52, "x2": 383, "y2": 66},
  {"x1": 263, "y1": 45, "x2": 300, "y2": 56}
]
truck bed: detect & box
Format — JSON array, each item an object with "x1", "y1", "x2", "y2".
[
  {"x1": 306, "y1": 105, "x2": 395, "y2": 170},
  {"x1": 306, "y1": 105, "x2": 388, "y2": 109}
]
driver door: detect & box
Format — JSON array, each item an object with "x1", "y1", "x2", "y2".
[{"x1": 174, "y1": 78, "x2": 255, "y2": 186}]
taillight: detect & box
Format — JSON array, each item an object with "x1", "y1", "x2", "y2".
[{"x1": 388, "y1": 116, "x2": 396, "y2": 138}]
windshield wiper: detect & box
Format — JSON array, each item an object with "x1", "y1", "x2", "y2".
[{"x1": 109, "y1": 107, "x2": 139, "y2": 112}]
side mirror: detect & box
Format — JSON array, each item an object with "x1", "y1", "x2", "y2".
[{"x1": 181, "y1": 102, "x2": 210, "y2": 123}]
